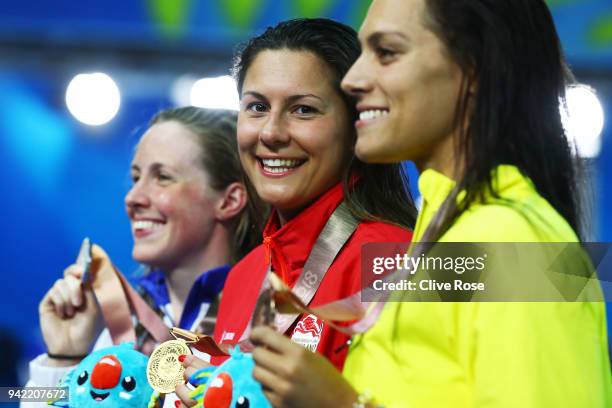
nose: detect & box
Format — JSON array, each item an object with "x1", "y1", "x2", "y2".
[
  {"x1": 259, "y1": 113, "x2": 290, "y2": 148},
  {"x1": 125, "y1": 178, "x2": 150, "y2": 210},
  {"x1": 341, "y1": 54, "x2": 372, "y2": 98},
  {"x1": 91, "y1": 355, "x2": 122, "y2": 389}
]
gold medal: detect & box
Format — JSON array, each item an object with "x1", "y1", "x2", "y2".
[{"x1": 146, "y1": 336, "x2": 192, "y2": 394}]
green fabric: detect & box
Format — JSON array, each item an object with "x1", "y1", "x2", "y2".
[{"x1": 343, "y1": 165, "x2": 611, "y2": 407}]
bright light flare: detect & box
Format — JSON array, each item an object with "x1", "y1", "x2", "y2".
[
  {"x1": 66, "y1": 72, "x2": 121, "y2": 126},
  {"x1": 561, "y1": 84, "x2": 605, "y2": 158},
  {"x1": 190, "y1": 76, "x2": 239, "y2": 111}
]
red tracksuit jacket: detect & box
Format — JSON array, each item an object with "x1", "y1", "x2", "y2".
[{"x1": 213, "y1": 182, "x2": 412, "y2": 370}]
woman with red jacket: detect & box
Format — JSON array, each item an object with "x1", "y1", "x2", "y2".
[
  {"x1": 176, "y1": 18, "x2": 415, "y2": 407},
  {"x1": 212, "y1": 17, "x2": 416, "y2": 370}
]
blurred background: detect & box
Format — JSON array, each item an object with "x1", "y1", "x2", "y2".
[{"x1": 0, "y1": 0, "x2": 610, "y2": 386}]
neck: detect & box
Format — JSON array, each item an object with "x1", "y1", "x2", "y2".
[
  {"x1": 275, "y1": 179, "x2": 344, "y2": 227},
  {"x1": 415, "y1": 133, "x2": 464, "y2": 181},
  {"x1": 163, "y1": 226, "x2": 230, "y2": 321},
  {"x1": 276, "y1": 208, "x2": 300, "y2": 227}
]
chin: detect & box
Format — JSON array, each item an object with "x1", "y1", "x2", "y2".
[
  {"x1": 132, "y1": 247, "x2": 162, "y2": 266},
  {"x1": 355, "y1": 142, "x2": 390, "y2": 163}
]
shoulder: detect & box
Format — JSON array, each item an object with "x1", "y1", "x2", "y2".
[
  {"x1": 227, "y1": 244, "x2": 266, "y2": 278},
  {"x1": 353, "y1": 220, "x2": 413, "y2": 243},
  {"x1": 443, "y1": 201, "x2": 577, "y2": 242}
]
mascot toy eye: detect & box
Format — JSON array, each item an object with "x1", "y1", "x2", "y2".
[
  {"x1": 51, "y1": 343, "x2": 154, "y2": 408},
  {"x1": 189, "y1": 348, "x2": 271, "y2": 408}
]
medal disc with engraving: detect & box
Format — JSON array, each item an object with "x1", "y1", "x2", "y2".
[{"x1": 146, "y1": 340, "x2": 192, "y2": 394}]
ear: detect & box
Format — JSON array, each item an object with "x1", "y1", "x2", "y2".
[{"x1": 214, "y1": 182, "x2": 247, "y2": 221}]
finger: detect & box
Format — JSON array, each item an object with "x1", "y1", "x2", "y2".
[
  {"x1": 65, "y1": 274, "x2": 84, "y2": 308},
  {"x1": 53, "y1": 279, "x2": 75, "y2": 317},
  {"x1": 250, "y1": 326, "x2": 294, "y2": 353},
  {"x1": 252, "y1": 364, "x2": 287, "y2": 394},
  {"x1": 174, "y1": 383, "x2": 197, "y2": 407},
  {"x1": 252, "y1": 345, "x2": 290, "y2": 376},
  {"x1": 64, "y1": 264, "x2": 84, "y2": 280},
  {"x1": 182, "y1": 355, "x2": 211, "y2": 380},
  {"x1": 81, "y1": 286, "x2": 98, "y2": 313},
  {"x1": 39, "y1": 288, "x2": 57, "y2": 314}
]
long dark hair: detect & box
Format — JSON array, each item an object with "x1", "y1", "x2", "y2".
[
  {"x1": 151, "y1": 107, "x2": 267, "y2": 263},
  {"x1": 233, "y1": 18, "x2": 417, "y2": 229},
  {"x1": 420, "y1": 0, "x2": 581, "y2": 240}
]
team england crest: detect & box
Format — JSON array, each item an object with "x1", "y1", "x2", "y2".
[{"x1": 291, "y1": 314, "x2": 323, "y2": 352}]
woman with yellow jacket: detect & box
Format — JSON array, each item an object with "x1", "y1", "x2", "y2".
[{"x1": 247, "y1": 0, "x2": 612, "y2": 407}]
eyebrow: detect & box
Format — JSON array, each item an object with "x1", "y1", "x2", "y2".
[
  {"x1": 242, "y1": 91, "x2": 325, "y2": 104},
  {"x1": 130, "y1": 162, "x2": 168, "y2": 173},
  {"x1": 364, "y1": 31, "x2": 409, "y2": 46}
]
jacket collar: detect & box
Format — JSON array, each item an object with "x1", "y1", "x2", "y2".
[
  {"x1": 262, "y1": 181, "x2": 345, "y2": 286},
  {"x1": 136, "y1": 264, "x2": 231, "y2": 328},
  {"x1": 414, "y1": 165, "x2": 533, "y2": 240}
]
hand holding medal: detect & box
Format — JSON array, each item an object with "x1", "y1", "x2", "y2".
[{"x1": 147, "y1": 328, "x2": 230, "y2": 394}]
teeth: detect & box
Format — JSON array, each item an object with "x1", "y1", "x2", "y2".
[
  {"x1": 359, "y1": 109, "x2": 389, "y2": 121},
  {"x1": 261, "y1": 158, "x2": 304, "y2": 173},
  {"x1": 133, "y1": 220, "x2": 162, "y2": 230},
  {"x1": 261, "y1": 159, "x2": 303, "y2": 168},
  {"x1": 264, "y1": 167, "x2": 294, "y2": 173}
]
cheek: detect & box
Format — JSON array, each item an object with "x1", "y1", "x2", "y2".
[
  {"x1": 303, "y1": 120, "x2": 352, "y2": 159},
  {"x1": 152, "y1": 191, "x2": 176, "y2": 215},
  {"x1": 160, "y1": 187, "x2": 213, "y2": 222},
  {"x1": 237, "y1": 120, "x2": 258, "y2": 151}
]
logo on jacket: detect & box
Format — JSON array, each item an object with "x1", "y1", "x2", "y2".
[{"x1": 291, "y1": 314, "x2": 323, "y2": 352}]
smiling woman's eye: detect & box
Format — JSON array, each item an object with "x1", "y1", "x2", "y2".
[
  {"x1": 294, "y1": 105, "x2": 319, "y2": 115},
  {"x1": 375, "y1": 46, "x2": 398, "y2": 62},
  {"x1": 246, "y1": 102, "x2": 268, "y2": 113},
  {"x1": 152, "y1": 168, "x2": 174, "y2": 184}
]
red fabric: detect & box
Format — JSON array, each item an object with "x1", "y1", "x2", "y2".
[{"x1": 212, "y1": 182, "x2": 412, "y2": 370}]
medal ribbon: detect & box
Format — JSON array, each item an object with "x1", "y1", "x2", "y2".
[
  {"x1": 237, "y1": 201, "x2": 360, "y2": 345},
  {"x1": 89, "y1": 245, "x2": 172, "y2": 347}
]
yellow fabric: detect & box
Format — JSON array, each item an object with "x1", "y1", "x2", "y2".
[{"x1": 343, "y1": 165, "x2": 612, "y2": 407}]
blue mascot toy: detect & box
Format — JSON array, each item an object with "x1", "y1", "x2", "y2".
[
  {"x1": 50, "y1": 342, "x2": 155, "y2": 407},
  {"x1": 189, "y1": 348, "x2": 271, "y2": 408}
]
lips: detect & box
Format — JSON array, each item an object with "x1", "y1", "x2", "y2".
[
  {"x1": 90, "y1": 390, "x2": 110, "y2": 401},
  {"x1": 257, "y1": 157, "x2": 306, "y2": 177},
  {"x1": 355, "y1": 108, "x2": 390, "y2": 129},
  {"x1": 131, "y1": 219, "x2": 164, "y2": 238}
]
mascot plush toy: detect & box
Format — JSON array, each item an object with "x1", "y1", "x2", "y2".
[
  {"x1": 50, "y1": 342, "x2": 155, "y2": 408},
  {"x1": 189, "y1": 348, "x2": 271, "y2": 408}
]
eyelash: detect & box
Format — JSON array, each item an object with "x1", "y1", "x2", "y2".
[
  {"x1": 245, "y1": 102, "x2": 268, "y2": 113},
  {"x1": 293, "y1": 105, "x2": 318, "y2": 115},
  {"x1": 244, "y1": 102, "x2": 319, "y2": 116},
  {"x1": 130, "y1": 172, "x2": 173, "y2": 185},
  {"x1": 376, "y1": 47, "x2": 397, "y2": 62},
  {"x1": 156, "y1": 173, "x2": 173, "y2": 182}
]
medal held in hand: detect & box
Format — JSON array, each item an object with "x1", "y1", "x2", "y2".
[
  {"x1": 146, "y1": 331, "x2": 193, "y2": 394},
  {"x1": 251, "y1": 287, "x2": 277, "y2": 328}
]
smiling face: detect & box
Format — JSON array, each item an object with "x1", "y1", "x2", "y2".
[
  {"x1": 125, "y1": 121, "x2": 220, "y2": 270},
  {"x1": 237, "y1": 49, "x2": 354, "y2": 221},
  {"x1": 341, "y1": 0, "x2": 465, "y2": 171}
]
